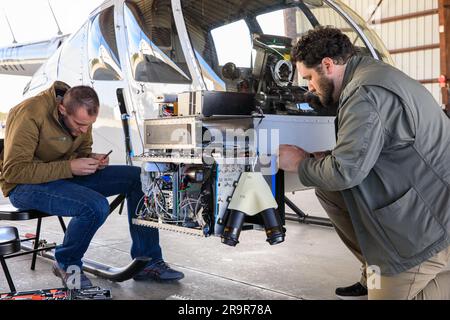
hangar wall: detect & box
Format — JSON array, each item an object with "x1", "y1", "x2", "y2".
[{"x1": 341, "y1": 0, "x2": 441, "y2": 105}]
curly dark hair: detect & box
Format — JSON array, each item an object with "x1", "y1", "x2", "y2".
[{"x1": 291, "y1": 26, "x2": 356, "y2": 68}]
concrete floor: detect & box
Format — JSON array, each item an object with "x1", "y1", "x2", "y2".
[{"x1": 0, "y1": 190, "x2": 362, "y2": 300}]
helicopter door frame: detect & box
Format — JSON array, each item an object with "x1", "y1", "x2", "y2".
[{"x1": 171, "y1": 0, "x2": 206, "y2": 91}]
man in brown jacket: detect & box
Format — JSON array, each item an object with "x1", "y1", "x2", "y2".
[{"x1": 0, "y1": 81, "x2": 184, "y2": 288}]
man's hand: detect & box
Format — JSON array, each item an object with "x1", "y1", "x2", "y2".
[
  {"x1": 70, "y1": 158, "x2": 100, "y2": 176},
  {"x1": 278, "y1": 144, "x2": 310, "y2": 173},
  {"x1": 90, "y1": 153, "x2": 110, "y2": 170}
]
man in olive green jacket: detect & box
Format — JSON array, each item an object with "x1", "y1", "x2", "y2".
[
  {"x1": 0, "y1": 81, "x2": 184, "y2": 288},
  {"x1": 279, "y1": 27, "x2": 450, "y2": 300},
  {"x1": 0, "y1": 82, "x2": 95, "y2": 195}
]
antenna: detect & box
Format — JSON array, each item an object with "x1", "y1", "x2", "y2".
[
  {"x1": 3, "y1": 10, "x2": 17, "y2": 44},
  {"x1": 366, "y1": 0, "x2": 384, "y2": 24},
  {"x1": 48, "y1": 0, "x2": 63, "y2": 35}
]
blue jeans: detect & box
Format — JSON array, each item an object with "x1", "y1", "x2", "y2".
[{"x1": 9, "y1": 165, "x2": 162, "y2": 270}]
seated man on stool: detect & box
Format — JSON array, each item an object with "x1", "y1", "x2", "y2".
[{"x1": 0, "y1": 81, "x2": 184, "y2": 288}]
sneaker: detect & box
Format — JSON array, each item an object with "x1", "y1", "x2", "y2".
[
  {"x1": 133, "y1": 260, "x2": 184, "y2": 281},
  {"x1": 335, "y1": 282, "x2": 368, "y2": 300},
  {"x1": 52, "y1": 262, "x2": 93, "y2": 289}
]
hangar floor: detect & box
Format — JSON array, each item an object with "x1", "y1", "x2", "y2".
[{"x1": 0, "y1": 190, "x2": 362, "y2": 300}]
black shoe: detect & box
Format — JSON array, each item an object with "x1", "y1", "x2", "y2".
[
  {"x1": 335, "y1": 282, "x2": 368, "y2": 300},
  {"x1": 52, "y1": 262, "x2": 93, "y2": 289},
  {"x1": 133, "y1": 260, "x2": 184, "y2": 282}
]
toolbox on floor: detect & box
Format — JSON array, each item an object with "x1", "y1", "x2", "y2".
[{"x1": 0, "y1": 286, "x2": 112, "y2": 300}]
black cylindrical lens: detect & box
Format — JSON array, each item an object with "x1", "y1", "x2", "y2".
[
  {"x1": 260, "y1": 208, "x2": 285, "y2": 245},
  {"x1": 221, "y1": 210, "x2": 246, "y2": 246}
]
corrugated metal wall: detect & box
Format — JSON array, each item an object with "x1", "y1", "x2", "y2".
[{"x1": 341, "y1": 0, "x2": 441, "y2": 104}]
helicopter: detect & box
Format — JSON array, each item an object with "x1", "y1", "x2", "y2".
[
  {"x1": 0, "y1": 0, "x2": 393, "y2": 279},
  {"x1": 0, "y1": 0, "x2": 391, "y2": 163}
]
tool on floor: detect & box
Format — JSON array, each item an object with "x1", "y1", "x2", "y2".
[{"x1": 0, "y1": 286, "x2": 112, "y2": 300}]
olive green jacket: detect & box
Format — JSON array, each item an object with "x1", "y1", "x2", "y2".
[
  {"x1": 0, "y1": 81, "x2": 93, "y2": 196},
  {"x1": 299, "y1": 56, "x2": 450, "y2": 275}
]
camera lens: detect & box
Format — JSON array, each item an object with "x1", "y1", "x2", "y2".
[
  {"x1": 260, "y1": 208, "x2": 285, "y2": 245},
  {"x1": 221, "y1": 210, "x2": 245, "y2": 246}
]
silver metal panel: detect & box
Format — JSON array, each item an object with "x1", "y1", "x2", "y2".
[
  {"x1": 255, "y1": 115, "x2": 336, "y2": 192},
  {"x1": 144, "y1": 116, "x2": 201, "y2": 150},
  {"x1": 255, "y1": 115, "x2": 336, "y2": 153},
  {"x1": 133, "y1": 155, "x2": 203, "y2": 164}
]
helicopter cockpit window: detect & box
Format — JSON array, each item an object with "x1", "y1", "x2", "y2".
[
  {"x1": 208, "y1": 20, "x2": 252, "y2": 91},
  {"x1": 255, "y1": 5, "x2": 375, "y2": 87},
  {"x1": 184, "y1": 14, "x2": 255, "y2": 92},
  {"x1": 88, "y1": 6, "x2": 122, "y2": 81},
  {"x1": 256, "y1": 7, "x2": 314, "y2": 88},
  {"x1": 182, "y1": 0, "x2": 391, "y2": 92},
  {"x1": 211, "y1": 20, "x2": 253, "y2": 69},
  {"x1": 179, "y1": 0, "x2": 392, "y2": 115},
  {"x1": 124, "y1": 1, "x2": 191, "y2": 84}
]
